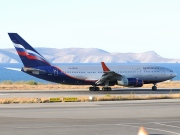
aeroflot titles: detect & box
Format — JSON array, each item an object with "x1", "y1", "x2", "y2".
[
  {"x1": 68, "y1": 66, "x2": 167, "y2": 70},
  {"x1": 143, "y1": 67, "x2": 160, "y2": 69}
]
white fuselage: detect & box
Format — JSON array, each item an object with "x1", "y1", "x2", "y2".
[{"x1": 56, "y1": 63, "x2": 176, "y2": 83}]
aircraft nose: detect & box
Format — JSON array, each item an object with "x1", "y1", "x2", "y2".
[{"x1": 171, "y1": 72, "x2": 177, "y2": 78}]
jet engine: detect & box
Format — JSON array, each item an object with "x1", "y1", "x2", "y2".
[
  {"x1": 134, "y1": 79, "x2": 144, "y2": 87},
  {"x1": 117, "y1": 77, "x2": 143, "y2": 87}
]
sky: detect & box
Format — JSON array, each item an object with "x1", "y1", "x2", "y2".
[{"x1": 1, "y1": 0, "x2": 180, "y2": 59}]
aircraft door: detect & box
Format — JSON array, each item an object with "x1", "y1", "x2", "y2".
[
  {"x1": 137, "y1": 68, "x2": 141, "y2": 76},
  {"x1": 53, "y1": 68, "x2": 58, "y2": 76}
]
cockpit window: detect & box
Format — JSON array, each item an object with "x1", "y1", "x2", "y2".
[{"x1": 161, "y1": 67, "x2": 173, "y2": 72}]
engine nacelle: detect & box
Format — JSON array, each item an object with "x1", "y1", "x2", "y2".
[
  {"x1": 117, "y1": 77, "x2": 143, "y2": 87},
  {"x1": 135, "y1": 79, "x2": 143, "y2": 87}
]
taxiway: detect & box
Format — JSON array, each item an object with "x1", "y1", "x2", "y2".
[{"x1": 0, "y1": 99, "x2": 180, "y2": 135}]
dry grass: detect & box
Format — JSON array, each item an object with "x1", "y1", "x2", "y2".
[
  {"x1": 0, "y1": 80, "x2": 179, "y2": 104},
  {"x1": 0, "y1": 97, "x2": 49, "y2": 104},
  {"x1": 0, "y1": 93, "x2": 179, "y2": 104},
  {"x1": 94, "y1": 93, "x2": 180, "y2": 101},
  {"x1": 0, "y1": 81, "x2": 180, "y2": 90},
  {"x1": 141, "y1": 81, "x2": 180, "y2": 88}
]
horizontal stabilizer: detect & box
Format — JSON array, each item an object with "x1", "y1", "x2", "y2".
[
  {"x1": 5, "y1": 67, "x2": 21, "y2": 71},
  {"x1": 22, "y1": 67, "x2": 46, "y2": 75}
]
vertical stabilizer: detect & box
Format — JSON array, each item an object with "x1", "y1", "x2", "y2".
[{"x1": 8, "y1": 33, "x2": 51, "y2": 67}]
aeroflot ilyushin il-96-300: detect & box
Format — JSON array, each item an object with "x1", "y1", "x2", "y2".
[{"x1": 8, "y1": 33, "x2": 176, "y2": 91}]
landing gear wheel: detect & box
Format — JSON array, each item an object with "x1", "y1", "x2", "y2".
[
  {"x1": 95, "y1": 87, "x2": 100, "y2": 91},
  {"x1": 89, "y1": 86, "x2": 100, "y2": 91},
  {"x1": 89, "y1": 87, "x2": 93, "y2": 91},
  {"x1": 152, "y1": 86, "x2": 157, "y2": 91},
  {"x1": 102, "y1": 87, "x2": 112, "y2": 91}
]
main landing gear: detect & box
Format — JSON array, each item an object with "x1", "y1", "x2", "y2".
[
  {"x1": 89, "y1": 86, "x2": 112, "y2": 91},
  {"x1": 152, "y1": 83, "x2": 157, "y2": 90},
  {"x1": 102, "y1": 87, "x2": 111, "y2": 91},
  {"x1": 89, "y1": 86, "x2": 100, "y2": 91}
]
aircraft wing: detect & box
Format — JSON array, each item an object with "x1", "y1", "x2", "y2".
[{"x1": 95, "y1": 62, "x2": 122, "y2": 85}]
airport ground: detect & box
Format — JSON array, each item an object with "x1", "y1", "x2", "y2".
[
  {"x1": 0, "y1": 88, "x2": 179, "y2": 104},
  {"x1": 0, "y1": 80, "x2": 180, "y2": 90},
  {"x1": 0, "y1": 99, "x2": 180, "y2": 135},
  {"x1": 0, "y1": 81, "x2": 180, "y2": 103},
  {"x1": 0, "y1": 82, "x2": 180, "y2": 135}
]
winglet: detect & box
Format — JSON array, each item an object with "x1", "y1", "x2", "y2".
[{"x1": 101, "y1": 62, "x2": 110, "y2": 72}]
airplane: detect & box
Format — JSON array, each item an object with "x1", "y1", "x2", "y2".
[{"x1": 8, "y1": 33, "x2": 177, "y2": 91}]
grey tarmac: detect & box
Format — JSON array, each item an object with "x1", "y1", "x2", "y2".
[
  {"x1": 0, "y1": 88, "x2": 180, "y2": 98},
  {"x1": 0, "y1": 99, "x2": 180, "y2": 135}
]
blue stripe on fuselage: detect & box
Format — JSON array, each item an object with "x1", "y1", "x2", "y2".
[{"x1": 23, "y1": 66, "x2": 96, "y2": 85}]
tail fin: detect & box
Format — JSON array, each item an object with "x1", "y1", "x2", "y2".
[{"x1": 8, "y1": 33, "x2": 51, "y2": 67}]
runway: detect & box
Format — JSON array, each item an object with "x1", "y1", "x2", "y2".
[
  {"x1": 0, "y1": 99, "x2": 180, "y2": 135},
  {"x1": 0, "y1": 88, "x2": 180, "y2": 98}
]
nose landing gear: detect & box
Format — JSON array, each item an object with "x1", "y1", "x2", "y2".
[{"x1": 152, "y1": 83, "x2": 157, "y2": 90}]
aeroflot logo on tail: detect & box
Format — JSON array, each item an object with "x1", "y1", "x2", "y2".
[
  {"x1": 13, "y1": 43, "x2": 48, "y2": 62},
  {"x1": 143, "y1": 67, "x2": 160, "y2": 69}
]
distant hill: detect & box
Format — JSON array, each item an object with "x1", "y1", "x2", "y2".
[{"x1": 0, "y1": 47, "x2": 180, "y2": 63}]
